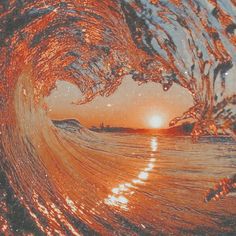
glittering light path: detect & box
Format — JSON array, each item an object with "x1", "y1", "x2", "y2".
[{"x1": 104, "y1": 137, "x2": 158, "y2": 210}]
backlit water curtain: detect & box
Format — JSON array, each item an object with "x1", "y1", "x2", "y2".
[{"x1": 0, "y1": 0, "x2": 236, "y2": 235}]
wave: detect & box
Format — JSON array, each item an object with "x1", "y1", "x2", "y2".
[{"x1": 0, "y1": 0, "x2": 236, "y2": 234}]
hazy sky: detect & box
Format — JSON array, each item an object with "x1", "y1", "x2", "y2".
[{"x1": 45, "y1": 77, "x2": 193, "y2": 129}]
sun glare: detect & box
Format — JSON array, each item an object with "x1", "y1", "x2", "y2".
[{"x1": 149, "y1": 115, "x2": 163, "y2": 128}]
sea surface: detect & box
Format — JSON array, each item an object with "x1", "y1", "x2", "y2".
[
  {"x1": 0, "y1": 0, "x2": 236, "y2": 234},
  {"x1": 52, "y1": 121, "x2": 236, "y2": 235}
]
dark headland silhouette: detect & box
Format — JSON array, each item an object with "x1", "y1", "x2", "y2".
[{"x1": 90, "y1": 122, "x2": 194, "y2": 136}]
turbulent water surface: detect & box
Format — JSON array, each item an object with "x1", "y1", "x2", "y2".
[{"x1": 0, "y1": 0, "x2": 236, "y2": 235}]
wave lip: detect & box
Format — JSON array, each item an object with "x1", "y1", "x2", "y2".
[{"x1": 52, "y1": 119, "x2": 82, "y2": 132}]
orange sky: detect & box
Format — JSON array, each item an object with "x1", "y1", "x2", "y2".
[{"x1": 45, "y1": 77, "x2": 193, "y2": 129}]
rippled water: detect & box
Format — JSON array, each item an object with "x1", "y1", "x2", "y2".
[
  {"x1": 104, "y1": 133, "x2": 236, "y2": 235},
  {"x1": 30, "y1": 122, "x2": 236, "y2": 234},
  {"x1": 0, "y1": 0, "x2": 236, "y2": 234}
]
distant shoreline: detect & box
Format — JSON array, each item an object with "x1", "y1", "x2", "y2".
[
  {"x1": 51, "y1": 119, "x2": 235, "y2": 138},
  {"x1": 90, "y1": 122, "x2": 194, "y2": 136}
]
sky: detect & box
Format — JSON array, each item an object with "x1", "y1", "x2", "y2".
[{"x1": 45, "y1": 77, "x2": 193, "y2": 129}]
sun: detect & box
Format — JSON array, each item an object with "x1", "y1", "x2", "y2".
[{"x1": 148, "y1": 115, "x2": 163, "y2": 128}]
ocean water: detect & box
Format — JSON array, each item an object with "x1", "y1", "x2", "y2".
[
  {"x1": 0, "y1": 0, "x2": 236, "y2": 234},
  {"x1": 51, "y1": 120, "x2": 236, "y2": 235}
]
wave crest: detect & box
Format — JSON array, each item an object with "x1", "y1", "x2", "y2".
[{"x1": 0, "y1": 0, "x2": 236, "y2": 234}]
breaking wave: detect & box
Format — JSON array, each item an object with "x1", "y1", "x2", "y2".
[{"x1": 0, "y1": 0, "x2": 235, "y2": 234}]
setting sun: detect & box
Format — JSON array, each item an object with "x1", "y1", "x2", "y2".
[{"x1": 149, "y1": 115, "x2": 163, "y2": 128}]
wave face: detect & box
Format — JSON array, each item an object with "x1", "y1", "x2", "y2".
[{"x1": 0, "y1": 0, "x2": 236, "y2": 234}]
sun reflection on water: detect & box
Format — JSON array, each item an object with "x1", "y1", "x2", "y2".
[
  {"x1": 151, "y1": 137, "x2": 158, "y2": 152},
  {"x1": 104, "y1": 137, "x2": 158, "y2": 210}
]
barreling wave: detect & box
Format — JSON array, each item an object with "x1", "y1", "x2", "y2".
[{"x1": 0, "y1": 0, "x2": 235, "y2": 234}]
